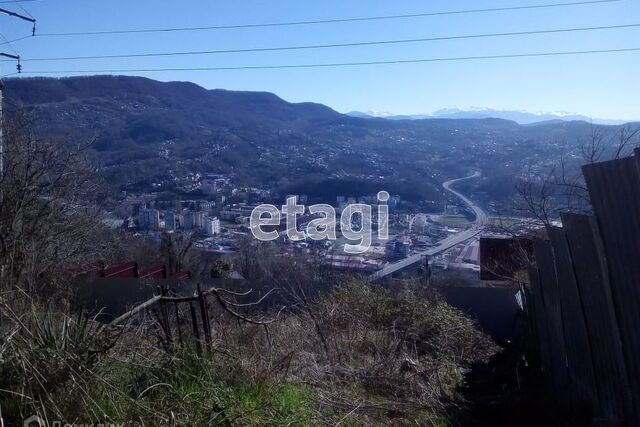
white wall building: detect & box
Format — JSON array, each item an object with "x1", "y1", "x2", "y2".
[{"x1": 206, "y1": 217, "x2": 221, "y2": 236}]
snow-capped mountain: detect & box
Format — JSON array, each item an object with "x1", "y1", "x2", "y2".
[{"x1": 347, "y1": 107, "x2": 629, "y2": 125}]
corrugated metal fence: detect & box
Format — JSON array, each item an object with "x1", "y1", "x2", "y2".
[{"x1": 527, "y1": 149, "x2": 640, "y2": 425}]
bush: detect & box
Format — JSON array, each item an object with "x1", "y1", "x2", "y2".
[{"x1": 0, "y1": 280, "x2": 497, "y2": 426}]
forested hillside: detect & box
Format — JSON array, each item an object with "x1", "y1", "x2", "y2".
[{"x1": 5, "y1": 76, "x2": 634, "y2": 204}]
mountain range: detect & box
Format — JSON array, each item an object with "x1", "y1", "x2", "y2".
[
  {"x1": 3, "y1": 75, "x2": 636, "y2": 207},
  {"x1": 347, "y1": 107, "x2": 630, "y2": 125}
]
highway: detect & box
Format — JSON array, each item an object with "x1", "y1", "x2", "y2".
[{"x1": 368, "y1": 172, "x2": 486, "y2": 282}]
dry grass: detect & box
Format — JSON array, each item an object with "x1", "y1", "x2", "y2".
[{"x1": 0, "y1": 280, "x2": 498, "y2": 426}]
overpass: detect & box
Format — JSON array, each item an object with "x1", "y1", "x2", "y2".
[{"x1": 368, "y1": 172, "x2": 486, "y2": 282}]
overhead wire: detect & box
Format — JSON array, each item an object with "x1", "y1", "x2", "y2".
[
  {"x1": 0, "y1": 32, "x2": 19, "y2": 55},
  {"x1": 5, "y1": 22, "x2": 640, "y2": 62},
  {"x1": 1, "y1": 0, "x2": 632, "y2": 77},
  {"x1": 16, "y1": 3, "x2": 34, "y2": 19},
  {"x1": 29, "y1": 0, "x2": 623, "y2": 37},
  {"x1": 10, "y1": 46, "x2": 640, "y2": 75},
  {"x1": 0, "y1": 35, "x2": 32, "y2": 46}
]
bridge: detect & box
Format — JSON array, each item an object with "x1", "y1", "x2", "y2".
[{"x1": 368, "y1": 172, "x2": 487, "y2": 282}]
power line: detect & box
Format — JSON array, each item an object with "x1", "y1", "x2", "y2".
[
  {"x1": 0, "y1": 32, "x2": 19, "y2": 56},
  {"x1": 33, "y1": 0, "x2": 622, "y2": 37},
  {"x1": 8, "y1": 46, "x2": 640, "y2": 75},
  {"x1": 16, "y1": 3, "x2": 34, "y2": 19},
  {"x1": 0, "y1": 6, "x2": 35, "y2": 23},
  {"x1": 0, "y1": 5, "x2": 37, "y2": 36},
  {"x1": 8, "y1": 22, "x2": 640, "y2": 62},
  {"x1": 1, "y1": 1, "x2": 36, "y2": 200},
  {"x1": 0, "y1": 35, "x2": 32, "y2": 46}
]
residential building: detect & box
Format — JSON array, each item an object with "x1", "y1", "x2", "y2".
[
  {"x1": 164, "y1": 211, "x2": 176, "y2": 230},
  {"x1": 183, "y1": 212, "x2": 194, "y2": 230},
  {"x1": 138, "y1": 208, "x2": 160, "y2": 229},
  {"x1": 194, "y1": 211, "x2": 205, "y2": 228},
  {"x1": 206, "y1": 217, "x2": 221, "y2": 236}
]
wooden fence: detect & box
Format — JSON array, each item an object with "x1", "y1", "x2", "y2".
[{"x1": 526, "y1": 149, "x2": 640, "y2": 425}]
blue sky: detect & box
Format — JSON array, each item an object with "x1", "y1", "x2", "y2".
[{"x1": 1, "y1": 0, "x2": 639, "y2": 120}]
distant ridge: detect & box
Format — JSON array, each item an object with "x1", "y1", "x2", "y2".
[
  {"x1": 347, "y1": 107, "x2": 629, "y2": 125},
  {"x1": 3, "y1": 75, "x2": 636, "y2": 204}
]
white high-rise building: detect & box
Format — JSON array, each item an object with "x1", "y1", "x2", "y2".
[
  {"x1": 206, "y1": 217, "x2": 221, "y2": 236},
  {"x1": 194, "y1": 211, "x2": 206, "y2": 229}
]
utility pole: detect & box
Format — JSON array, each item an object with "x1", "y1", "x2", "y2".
[
  {"x1": 0, "y1": 7, "x2": 36, "y2": 198},
  {"x1": 0, "y1": 53, "x2": 20, "y2": 180},
  {"x1": 0, "y1": 7, "x2": 34, "y2": 286}
]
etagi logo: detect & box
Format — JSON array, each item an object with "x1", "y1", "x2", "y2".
[
  {"x1": 250, "y1": 191, "x2": 389, "y2": 254},
  {"x1": 23, "y1": 415, "x2": 45, "y2": 427},
  {"x1": 23, "y1": 416, "x2": 122, "y2": 427}
]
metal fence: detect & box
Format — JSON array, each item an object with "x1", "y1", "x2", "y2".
[{"x1": 527, "y1": 149, "x2": 640, "y2": 425}]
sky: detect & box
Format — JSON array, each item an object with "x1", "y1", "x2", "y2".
[{"x1": 1, "y1": 0, "x2": 639, "y2": 121}]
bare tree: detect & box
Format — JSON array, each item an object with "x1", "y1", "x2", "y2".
[
  {"x1": 514, "y1": 163, "x2": 564, "y2": 226},
  {"x1": 514, "y1": 124, "x2": 640, "y2": 224},
  {"x1": 159, "y1": 231, "x2": 193, "y2": 276},
  {"x1": 580, "y1": 124, "x2": 607, "y2": 164},
  {"x1": 613, "y1": 124, "x2": 639, "y2": 159},
  {"x1": 0, "y1": 114, "x2": 107, "y2": 296}
]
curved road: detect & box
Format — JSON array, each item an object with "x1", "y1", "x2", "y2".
[
  {"x1": 442, "y1": 171, "x2": 488, "y2": 227},
  {"x1": 368, "y1": 172, "x2": 486, "y2": 282}
]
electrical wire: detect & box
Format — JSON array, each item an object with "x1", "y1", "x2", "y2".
[
  {"x1": 6, "y1": 22, "x2": 640, "y2": 62},
  {"x1": 0, "y1": 35, "x2": 32, "y2": 46},
  {"x1": 0, "y1": 32, "x2": 19, "y2": 55},
  {"x1": 33, "y1": 0, "x2": 623, "y2": 37},
  {"x1": 9, "y1": 46, "x2": 640, "y2": 75},
  {"x1": 16, "y1": 3, "x2": 34, "y2": 19}
]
